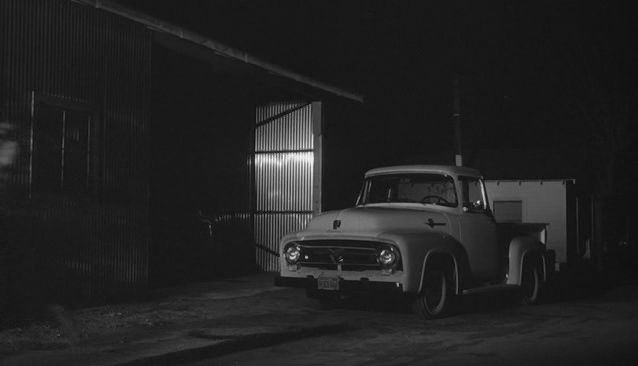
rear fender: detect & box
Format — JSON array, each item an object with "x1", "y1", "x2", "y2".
[{"x1": 506, "y1": 236, "x2": 545, "y2": 285}]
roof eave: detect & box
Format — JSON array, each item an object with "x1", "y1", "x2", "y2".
[{"x1": 72, "y1": 0, "x2": 364, "y2": 103}]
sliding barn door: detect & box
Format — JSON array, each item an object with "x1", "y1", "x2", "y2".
[{"x1": 253, "y1": 101, "x2": 322, "y2": 271}]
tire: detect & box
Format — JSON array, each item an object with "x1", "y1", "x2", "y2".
[
  {"x1": 520, "y1": 260, "x2": 541, "y2": 305},
  {"x1": 412, "y1": 269, "x2": 450, "y2": 319}
]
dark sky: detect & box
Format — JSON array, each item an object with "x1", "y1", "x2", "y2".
[{"x1": 117, "y1": 0, "x2": 637, "y2": 180}]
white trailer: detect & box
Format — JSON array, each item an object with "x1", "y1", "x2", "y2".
[{"x1": 485, "y1": 179, "x2": 583, "y2": 269}]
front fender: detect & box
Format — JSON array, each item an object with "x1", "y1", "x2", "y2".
[
  {"x1": 378, "y1": 231, "x2": 471, "y2": 294},
  {"x1": 506, "y1": 236, "x2": 545, "y2": 285}
]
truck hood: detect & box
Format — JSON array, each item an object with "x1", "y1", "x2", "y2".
[{"x1": 304, "y1": 205, "x2": 453, "y2": 236}]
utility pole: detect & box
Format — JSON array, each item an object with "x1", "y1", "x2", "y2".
[{"x1": 453, "y1": 74, "x2": 463, "y2": 166}]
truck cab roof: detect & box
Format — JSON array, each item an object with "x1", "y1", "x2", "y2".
[{"x1": 365, "y1": 165, "x2": 481, "y2": 178}]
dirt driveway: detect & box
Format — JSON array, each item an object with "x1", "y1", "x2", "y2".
[
  {"x1": 2, "y1": 274, "x2": 638, "y2": 366},
  {"x1": 193, "y1": 285, "x2": 638, "y2": 366}
]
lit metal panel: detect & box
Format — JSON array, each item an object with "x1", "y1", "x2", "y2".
[
  {"x1": 255, "y1": 102, "x2": 312, "y2": 152},
  {"x1": 255, "y1": 152, "x2": 313, "y2": 212},
  {"x1": 253, "y1": 102, "x2": 316, "y2": 272}
]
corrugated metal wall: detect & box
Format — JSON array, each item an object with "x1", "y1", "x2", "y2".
[
  {"x1": 254, "y1": 102, "x2": 315, "y2": 271},
  {"x1": 1, "y1": 0, "x2": 151, "y2": 302}
]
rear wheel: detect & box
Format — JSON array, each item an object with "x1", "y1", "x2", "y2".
[
  {"x1": 412, "y1": 269, "x2": 450, "y2": 319},
  {"x1": 520, "y1": 260, "x2": 541, "y2": 305}
]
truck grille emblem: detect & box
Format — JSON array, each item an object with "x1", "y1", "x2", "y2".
[{"x1": 328, "y1": 249, "x2": 345, "y2": 264}]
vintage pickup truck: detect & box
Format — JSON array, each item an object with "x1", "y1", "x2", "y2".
[{"x1": 275, "y1": 165, "x2": 555, "y2": 318}]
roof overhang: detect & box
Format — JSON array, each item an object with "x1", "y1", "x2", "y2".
[{"x1": 72, "y1": 0, "x2": 364, "y2": 103}]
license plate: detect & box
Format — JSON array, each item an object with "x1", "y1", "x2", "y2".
[{"x1": 317, "y1": 277, "x2": 340, "y2": 291}]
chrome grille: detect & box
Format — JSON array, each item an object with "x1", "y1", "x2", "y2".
[{"x1": 298, "y1": 240, "x2": 401, "y2": 271}]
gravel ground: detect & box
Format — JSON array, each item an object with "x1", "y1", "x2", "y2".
[
  {"x1": 2, "y1": 270, "x2": 637, "y2": 362},
  {"x1": 0, "y1": 274, "x2": 289, "y2": 357}
]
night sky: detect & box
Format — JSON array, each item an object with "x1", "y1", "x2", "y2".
[{"x1": 117, "y1": 0, "x2": 637, "y2": 184}]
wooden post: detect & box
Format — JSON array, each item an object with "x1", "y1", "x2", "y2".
[{"x1": 453, "y1": 75, "x2": 463, "y2": 166}]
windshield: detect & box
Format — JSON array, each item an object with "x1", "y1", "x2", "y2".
[{"x1": 359, "y1": 173, "x2": 458, "y2": 207}]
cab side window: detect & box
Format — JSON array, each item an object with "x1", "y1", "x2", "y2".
[{"x1": 460, "y1": 177, "x2": 486, "y2": 212}]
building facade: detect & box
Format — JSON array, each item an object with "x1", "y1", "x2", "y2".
[{"x1": 1, "y1": 0, "x2": 363, "y2": 307}]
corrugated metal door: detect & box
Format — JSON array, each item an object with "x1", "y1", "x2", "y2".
[{"x1": 253, "y1": 101, "x2": 321, "y2": 271}]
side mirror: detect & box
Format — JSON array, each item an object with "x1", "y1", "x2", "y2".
[{"x1": 463, "y1": 202, "x2": 491, "y2": 215}]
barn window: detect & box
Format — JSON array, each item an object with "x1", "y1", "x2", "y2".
[{"x1": 32, "y1": 104, "x2": 91, "y2": 193}]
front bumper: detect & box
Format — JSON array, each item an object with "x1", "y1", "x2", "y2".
[{"x1": 275, "y1": 275, "x2": 404, "y2": 295}]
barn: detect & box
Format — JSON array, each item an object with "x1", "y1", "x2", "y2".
[{"x1": 0, "y1": 0, "x2": 364, "y2": 306}]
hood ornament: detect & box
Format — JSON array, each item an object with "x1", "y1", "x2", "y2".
[{"x1": 333, "y1": 220, "x2": 341, "y2": 230}]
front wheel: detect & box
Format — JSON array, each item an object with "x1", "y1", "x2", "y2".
[{"x1": 412, "y1": 269, "x2": 450, "y2": 319}]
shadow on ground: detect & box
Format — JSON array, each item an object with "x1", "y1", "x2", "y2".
[{"x1": 305, "y1": 263, "x2": 638, "y2": 319}]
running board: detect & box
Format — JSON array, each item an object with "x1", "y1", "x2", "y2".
[{"x1": 462, "y1": 284, "x2": 519, "y2": 295}]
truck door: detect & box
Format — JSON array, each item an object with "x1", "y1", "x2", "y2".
[{"x1": 458, "y1": 176, "x2": 500, "y2": 281}]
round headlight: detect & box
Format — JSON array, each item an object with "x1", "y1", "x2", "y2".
[
  {"x1": 284, "y1": 243, "x2": 301, "y2": 264},
  {"x1": 378, "y1": 248, "x2": 397, "y2": 267}
]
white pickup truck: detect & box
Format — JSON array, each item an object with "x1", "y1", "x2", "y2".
[{"x1": 275, "y1": 165, "x2": 555, "y2": 318}]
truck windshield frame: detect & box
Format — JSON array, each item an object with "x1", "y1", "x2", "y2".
[{"x1": 359, "y1": 173, "x2": 458, "y2": 207}]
